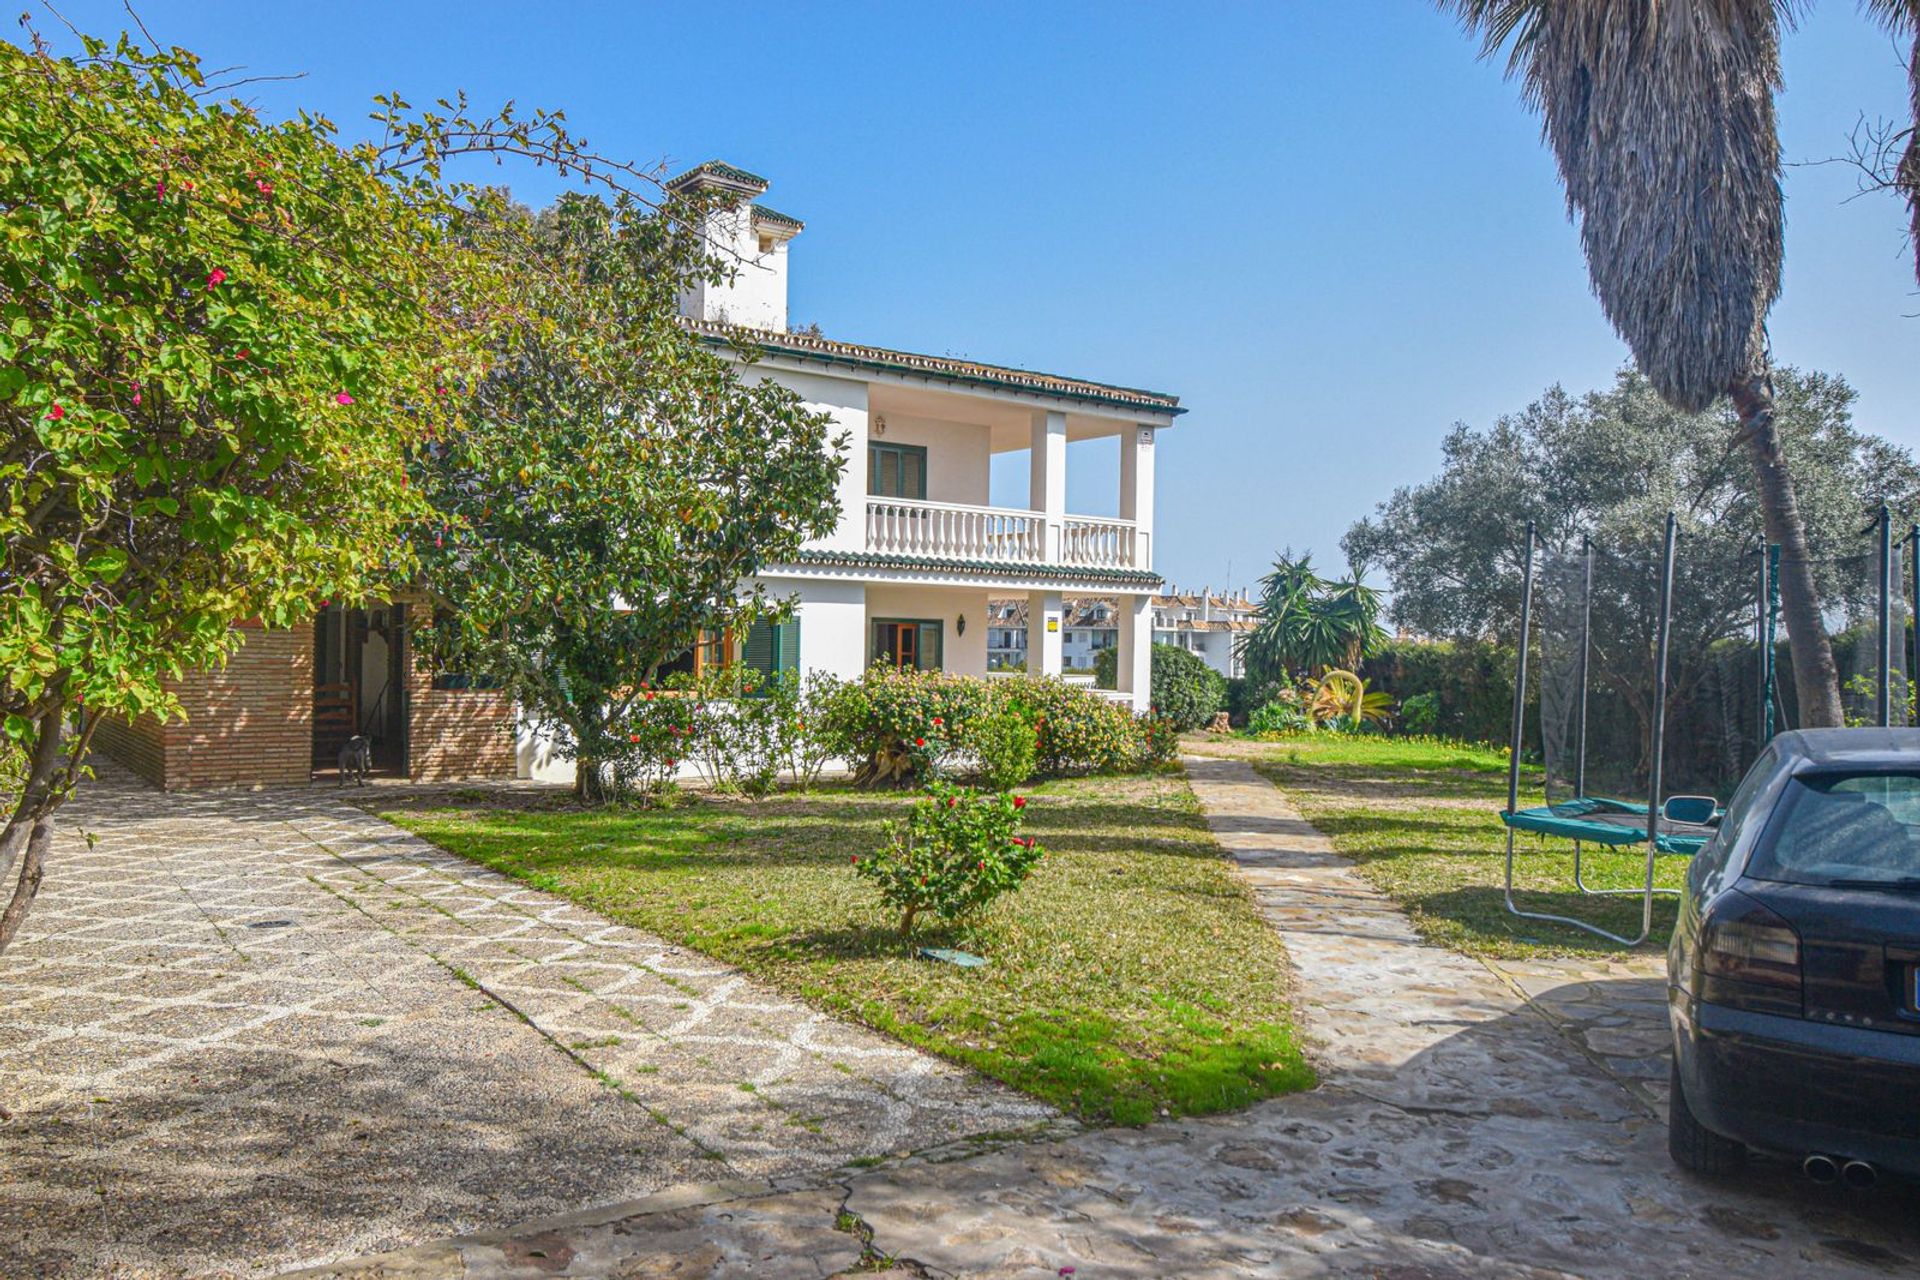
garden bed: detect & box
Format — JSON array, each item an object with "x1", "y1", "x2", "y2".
[
  {"x1": 1191, "y1": 734, "x2": 1685, "y2": 958},
  {"x1": 377, "y1": 770, "x2": 1312, "y2": 1125}
]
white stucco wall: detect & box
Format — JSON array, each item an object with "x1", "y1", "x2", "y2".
[
  {"x1": 875, "y1": 414, "x2": 992, "y2": 507},
  {"x1": 748, "y1": 367, "x2": 868, "y2": 552},
  {"x1": 679, "y1": 202, "x2": 790, "y2": 332},
  {"x1": 865, "y1": 584, "x2": 990, "y2": 677},
  {"x1": 757, "y1": 575, "x2": 869, "y2": 681}
]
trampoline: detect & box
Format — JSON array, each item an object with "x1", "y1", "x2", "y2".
[{"x1": 1499, "y1": 506, "x2": 1915, "y2": 946}]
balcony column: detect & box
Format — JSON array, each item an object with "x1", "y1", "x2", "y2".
[
  {"x1": 1026, "y1": 590, "x2": 1063, "y2": 678},
  {"x1": 1119, "y1": 425, "x2": 1155, "y2": 570},
  {"x1": 1116, "y1": 592, "x2": 1152, "y2": 712},
  {"x1": 1030, "y1": 409, "x2": 1067, "y2": 561}
]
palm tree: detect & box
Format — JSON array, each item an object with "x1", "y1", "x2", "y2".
[
  {"x1": 1438, "y1": 0, "x2": 1844, "y2": 726},
  {"x1": 1863, "y1": 2, "x2": 1920, "y2": 286}
]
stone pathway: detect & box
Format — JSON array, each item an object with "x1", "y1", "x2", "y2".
[
  {"x1": 0, "y1": 763, "x2": 1051, "y2": 1279},
  {"x1": 302, "y1": 755, "x2": 1920, "y2": 1279}
]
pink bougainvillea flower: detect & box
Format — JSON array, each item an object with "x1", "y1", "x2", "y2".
[
  {"x1": 155, "y1": 179, "x2": 165, "y2": 200},
  {"x1": 132, "y1": 390, "x2": 142, "y2": 406},
  {"x1": 334, "y1": 392, "x2": 355, "y2": 406},
  {"x1": 256, "y1": 179, "x2": 273, "y2": 195},
  {"x1": 47, "y1": 404, "x2": 64, "y2": 420},
  {"x1": 206, "y1": 268, "x2": 227, "y2": 289}
]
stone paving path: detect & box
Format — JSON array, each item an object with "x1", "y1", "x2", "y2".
[
  {"x1": 305, "y1": 755, "x2": 1920, "y2": 1279},
  {"x1": 0, "y1": 763, "x2": 1051, "y2": 1279}
]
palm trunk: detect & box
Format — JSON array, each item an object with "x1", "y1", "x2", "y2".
[
  {"x1": 1901, "y1": 35, "x2": 1920, "y2": 289},
  {"x1": 1729, "y1": 371, "x2": 1844, "y2": 728}
]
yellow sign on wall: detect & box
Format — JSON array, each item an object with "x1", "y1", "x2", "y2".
[{"x1": 1046, "y1": 619, "x2": 1060, "y2": 633}]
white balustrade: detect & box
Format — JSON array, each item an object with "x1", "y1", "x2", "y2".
[{"x1": 864, "y1": 499, "x2": 1143, "y2": 570}]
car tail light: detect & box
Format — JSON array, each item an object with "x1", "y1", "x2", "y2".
[{"x1": 1699, "y1": 890, "x2": 1802, "y2": 1016}]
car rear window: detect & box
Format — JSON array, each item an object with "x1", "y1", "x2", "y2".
[{"x1": 1746, "y1": 772, "x2": 1920, "y2": 887}]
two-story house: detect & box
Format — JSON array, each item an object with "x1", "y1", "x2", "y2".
[
  {"x1": 1153, "y1": 587, "x2": 1258, "y2": 678},
  {"x1": 677, "y1": 162, "x2": 1180, "y2": 712},
  {"x1": 94, "y1": 161, "x2": 1180, "y2": 789}
]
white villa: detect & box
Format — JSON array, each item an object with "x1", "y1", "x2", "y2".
[
  {"x1": 1153, "y1": 589, "x2": 1259, "y2": 678},
  {"x1": 676, "y1": 161, "x2": 1182, "y2": 711}
]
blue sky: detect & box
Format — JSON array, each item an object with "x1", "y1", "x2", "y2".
[{"x1": 38, "y1": 2, "x2": 1920, "y2": 597}]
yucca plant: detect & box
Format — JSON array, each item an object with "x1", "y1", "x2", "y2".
[{"x1": 1307, "y1": 670, "x2": 1394, "y2": 732}]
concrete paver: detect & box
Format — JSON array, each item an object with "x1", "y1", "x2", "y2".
[{"x1": 0, "y1": 763, "x2": 1051, "y2": 1278}]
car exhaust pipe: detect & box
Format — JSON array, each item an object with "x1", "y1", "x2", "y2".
[
  {"x1": 1803, "y1": 1154, "x2": 1840, "y2": 1184},
  {"x1": 1842, "y1": 1160, "x2": 1878, "y2": 1190}
]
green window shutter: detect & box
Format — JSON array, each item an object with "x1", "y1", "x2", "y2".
[
  {"x1": 868, "y1": 444, "x2": 928, "y2": 499},
  {"x1": 917, "y1": 621, "x2": 942, "y2": 672},
  {"x1": 742, "y1": 621, "x2": 775, "y2": 674},
  {"x1": 776, "y1": 620, "x2": 800, "y2": 673}
]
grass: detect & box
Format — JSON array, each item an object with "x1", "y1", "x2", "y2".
[
  {"x1": 1192, "y1": 734, "x2": 1685, "y2": 959},
  {"x1": 378, "y1": 770, "x2": 1313, "y2": 1126}
]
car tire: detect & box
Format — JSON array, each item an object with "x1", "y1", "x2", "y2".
[{"x1": 1668, "y1": 1056, "x2": 1745, "y2": 1175}]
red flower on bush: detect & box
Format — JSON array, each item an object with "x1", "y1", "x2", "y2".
[
  {"x1": 334, "y1": 392, "x2": 354, "y2": 406},
  {"x1": 206, "y1": 268, "x2": 227, "y2": 289},
  {"x1": 666, "y1": 758, "x2": 678, "y2": 768},
  {"x1": 1012, "y1": 796, "x2": 1026, "y2": 809},
  {"x1": 914, "y1": 737, "x2": 926, "y2": 747},
  {"x1": 256, "y1": 178, "x2": 273, "y2": 195},
  {"x1": 628, "y1": 733, "x2": 640, "y2": 743},
  {"x1": 932, "y1": 717, "x2": 943, "y2": 726},
  {"x1": 46, "y1": 404, "x2": 64, "y2": 420}
]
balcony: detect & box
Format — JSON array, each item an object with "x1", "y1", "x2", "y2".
[{"x1": 865, "y1": 498, "x2": 1146, "y2": 571}]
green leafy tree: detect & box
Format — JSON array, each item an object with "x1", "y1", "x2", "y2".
[
  {"x1": 0, "y1": 25, "x2": 688, "y2": 954},
  {"x1": 1346, "y1": 366, "x2": 1920, "y2": 767},
  {"x1": 411, "y1": 195, "x2": 845, "y2": 801}
]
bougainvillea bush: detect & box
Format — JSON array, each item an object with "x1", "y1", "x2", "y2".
[
  {"x1": 852, "y1": 780, "x2": 1044, "y2": 934},
  {"x1": 0, "y1": 23, "x2": 708, "y2": 951}
]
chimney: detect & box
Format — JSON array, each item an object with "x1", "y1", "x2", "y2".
[{"x1": 669, "y1": 161, "x2": 802, "y2": 333}]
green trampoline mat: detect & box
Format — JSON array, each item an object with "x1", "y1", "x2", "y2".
[{"x1": 1500, "y1": 796, "x2": 1713, "y2": 856}]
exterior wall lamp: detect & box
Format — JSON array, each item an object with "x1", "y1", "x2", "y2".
[{"x1": 956, "y1": 613, "x2": 967, "y2": 636}]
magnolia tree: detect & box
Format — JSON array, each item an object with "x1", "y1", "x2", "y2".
[
  {"x1": 0, "y1": 28, "x2": 677, "y2": 954},
  {"x1": 411, "y1": 195, "x2": 845, "y2": 801}
]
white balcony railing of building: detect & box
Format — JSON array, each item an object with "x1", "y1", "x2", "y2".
[
  {"x1": 864, "y1": 498, "x2": 1145, "y2": 570},
  {"x1": 866, "y1": 498, "x2": 1044, "y2": 562}
]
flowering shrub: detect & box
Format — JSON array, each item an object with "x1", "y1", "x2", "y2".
[
  {"x1": 817, "y1": 666, "x2": 993, "y2": 786},
  {"x1": 998, "y1": 676, "x2": 1142, "y2": 776},
  {"x1": 1139, "y1": 714, "x2": 1182, "y2": 767},
  {"x1": 604, "y1": 688, "x2": 694, "y2": 797},
  {"x1": 970, "y1": 701, "x2": 1038, "y2": 790},
  {"x1": 853, "y1": 780, "x2": 1044, "y2": 934}
]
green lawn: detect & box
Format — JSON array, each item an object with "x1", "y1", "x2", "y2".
[
  {"x1": 378, "y1": 771, "x2": 1313, "y2": 1125},
  {"x1": 1192, "y1": 734, "x2": 1686, "y2": 958}
]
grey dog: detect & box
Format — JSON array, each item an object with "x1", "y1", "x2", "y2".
[{"x1": 337, "y1": 735, "x2": 372, "y2": 786}]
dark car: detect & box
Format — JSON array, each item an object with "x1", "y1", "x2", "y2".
[{"x1": 1668, "y1": 728, "x2": 1920, "y2": 1184}]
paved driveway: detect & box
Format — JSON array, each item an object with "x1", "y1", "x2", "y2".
[
  {"x1": 0, "y1": 763, "x2": 1051, "y2": 1279},
  {"x1": 304, "y1": 757, "x2": 1920, "y2": 1279}
]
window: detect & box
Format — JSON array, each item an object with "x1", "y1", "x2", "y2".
[
  {"x1": 657, "y1": 628, "x2": 736, "y2": 680},
  {"x1": 741, "y1": 620, "x2": 800, "y2": 678},
  {"x1": 869, "y1": 442, "x2": 927, "y2": 500},
  {"x1": 1746, "y1": 770, "x2": 1920, "y2": 887},
  {"x1": 1090, "y1": 632, "x2": 1116, "y2": 650},
  {"x1": 872, "y1": 618, "x2": 942, "y2": 671}
]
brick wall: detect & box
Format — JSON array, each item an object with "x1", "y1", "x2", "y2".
[
  {"x1": 406, "y1": 651, "x2": 516, "y2": 781},
  {"x1": 94, "y1": 623, "x2": 313, "y2": 790},
  {"x1": 93, "y1": 616, "x2": 516, "y2": 789}
]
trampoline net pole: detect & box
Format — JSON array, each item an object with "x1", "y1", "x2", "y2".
[
  {"x1": 1574, "y1": 536, "x2": 1593, "y2": 800},
  {"x1": 1506, "y1": 522, "x2": 1536, "y2": 817},
  {"x1": 1645, "y1": 513, "x2": 1678, "y2": 934},
  {"x1": 1880, "y1": 504, "x2": 1894, "y2": 728}
]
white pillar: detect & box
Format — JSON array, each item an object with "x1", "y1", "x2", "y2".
[
  {"x1": 1027, "y1": 589, "x2": 1063, "y2": 677},
  {"x1": 1120, "y1": 426, "x2": 1155, "y2": 570},
  {"x1": 1030, "y1": 409, "x2": 1067, "y2": 561},
  {"x1": 1116, "y1": 593, "x2": 1152, "y2": 712}
]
